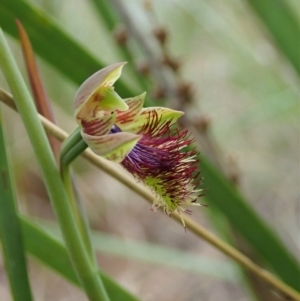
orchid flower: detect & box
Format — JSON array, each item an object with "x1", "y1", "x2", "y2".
[{"x1": 74, "y1": 62, "x2": 203, "y2": 226}]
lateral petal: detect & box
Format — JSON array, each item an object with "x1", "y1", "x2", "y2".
[
  {"x1": 124, "y1": 107, "x2": 184, "y2": 133},
  {"x1": 115, "y1": 92, "x2": 145, "y2": 130},
  {"x1": 82, "y1": 131, "x2": 142, "y2": 163}
]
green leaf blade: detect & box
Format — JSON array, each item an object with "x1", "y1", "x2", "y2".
[
  {"x1": 0, "y1": 108, "x2": 34, "y2": 301},
  {"x1": 201, "y1": 156, "x2": 300, "y2": 291},
  {"x1": 245, "y1": 0, "x2": 300, "y2": 76},
  {"x1": 0, "y1": 0, "x2": 135, "y2": 97},
  {"x1": 21, "y1": 218, "x2": 141, "y2": 301}
]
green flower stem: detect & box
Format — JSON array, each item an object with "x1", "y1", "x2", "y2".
[
  {"x1": 60, "y1": 127, "x2": 88, "y2": 167},
  {"x1": 60, "y1": 127, "x2": 95, "y2": 264},
  {"x1": 0, "y1": 29, "x2": 110, "y2": 301},
  {"x1": 0, "y1": 107, "x2": 34, "y2": 301},
  {"x1": 59, "y1": 126, "x2": 82, "y2": 161},
  {"x1": 60, "y1": 164, "x2": 96, "y2": 263}
]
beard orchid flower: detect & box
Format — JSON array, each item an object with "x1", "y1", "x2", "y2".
[{"x1": 74, "y1": 62, "x2": 204, "y2": 227}]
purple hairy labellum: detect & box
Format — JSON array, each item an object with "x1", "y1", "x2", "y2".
[{"x1": 74, "y1": 62, "x2": 204, "y2": 228}]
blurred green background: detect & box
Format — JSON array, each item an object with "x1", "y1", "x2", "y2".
[{"x1": 0, "y1": 0, "x2": 299, "y2": 300}]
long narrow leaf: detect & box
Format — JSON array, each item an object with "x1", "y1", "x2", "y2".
[
  {"x1": 245, "y1": 0, "x2": 300, "y2": 76},
  {"x1": 21, "y1": 218, "x2": 140, "y2": 301},
  {"x1": 201, "y1": 156, "x2": 300, "y2": 291},
  {"x1": 0, "y1": 0, "x2": 134, "y2": 97},
  {"x1": 0, "y1": 107, "x2": 33, "y2": 301},
  {"x1": 38, "y1": 219, "x2": 239, "y2": 282}
]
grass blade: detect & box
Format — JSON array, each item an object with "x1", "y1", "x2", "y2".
[
  {"x1": 38, "y1": 219, "x2": 239, "y2": 282},
  {"x1": 245, "y1": 0, "x2": 300, "y2": 76},
  {"x1": 201, "y1": 156, "x2": 300, "y2": 291},
  {"x1": 0, "y1": 107, "x2": 33, "y2": 301},
  {"x1": 21, "y1": 218, "x2": 140, "y2": 301},
  {"x1": 0, "y1": 0, "x2": 134, "y2": 97}
]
